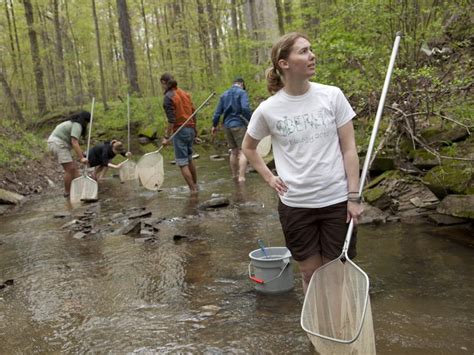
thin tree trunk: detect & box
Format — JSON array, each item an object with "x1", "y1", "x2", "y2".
[
  {"x1": 9, "y1": 0, "x2": 26, "y2": 105},
  {"x1": 22, "y1": 0, "x2": 47, "y2": 114},
  {"x1": 275, "y1": 0, "x2": 285, "y2": 35},
  {"x1": 36, "y1": 4, "x2": 58, "y2": 106},
  {"x1": 92, "y1": 0, "x2": 109, "y2": 110},
  {"x1": 65, "y1": 0, "x2": 85, "y2": 105},
  {"x1": 153, "y1": 6, "x2": 167, "y2": 70},
  {"x1": 107, "y1": 0, "x2": 121, "y2": 97},
  {"x1": 230, "y1": 0, "x2": 240, "y2": 40},
  {"x1": 163, "y1": 4, "x2": 173, "y2": 70},
  {"x1": 116, "y1": 0, "x2": 140, "y2": 94},
  {"x1": 4, "y1": 1, "x2": 18, "y2": 74},
  {"x1": 140, "y1": 0, "x2": 156, "y2": 96},
  {"x1": 53, "y1": 0, "x2": 67, "y2": 106},
  {"x1": 206, "y1": 0, "x2": 221, "y2": 73},
  {"x1": 284, "y1": 0, "x2": 292, "y2": 28},
  {"x1": 196, "y1": 0, "x2": 212, "y2": 79},
  {"x1": 0, "y1": 67, "x2": 24, "y2": 123}
]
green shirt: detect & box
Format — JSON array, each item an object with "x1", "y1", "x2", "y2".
[{"x1": 50, "y1": 121, "x2": 83, "y2": 145}]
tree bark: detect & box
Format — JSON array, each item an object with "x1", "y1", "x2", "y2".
[
  {"x1": 0, "y1": 68, "x2": 24, "y2": 123},
  {"x1": 275, "y1": 0, "x2": 285, "y2": 35},
  {"x1": 116, "y1": 0, "x2": 141, "y2": 94},
  {"x1": 22, "y1": 0, "x2": 47, "y2": 114},
  {"x1": 244, "y1": 0, "x2": 279, "y2": 66},
  {"x1": 196, "y1": 0, "x2": 212, "y2": 79},
  {"x1": 140, "y1": 0, "x2": 156, "y2": 96},
  {"x1": 65, "y1": 0, "x2": 85, "y2": 105},
  {"x1": 4, "y1": 1, "x2": 18, "y2": 74},
  {"x1": 9, "y1": 0, "x2": 26, "y2": 96},
  {"x1": 107, "y1": 0, "x2": 121, "y2": 97},
  {"x1": 53, "y1": 0, "x2": 67, "y2": 106},
  {"x1": 92, "y1": 0, "x2": 109, "y2": 110},
  {"x1": 206, "y1": 0, "x2": 221, "y2": 73},
  {"x1": 284, "y1": 0, "x2": 292, "y2": 28},
  {"x1": 36, "y1": 4, "x2": 58, "y2": 106}
]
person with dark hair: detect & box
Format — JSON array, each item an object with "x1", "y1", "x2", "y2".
[
  {"x1": 47, "y1": 111, "x2": 91, "y2": 198},
  {"x1": 211, "y1": 77, "x2": 252, "y2": 182},
  {"x1": 87, "y1": 140, "x2": 131, "y2": 180},
  {"x1": 160, "y1": 73, "x2": 199, "y2": 193},
  {"x1": 242, "y1": 33, "x2": 363, "y2": 294}
]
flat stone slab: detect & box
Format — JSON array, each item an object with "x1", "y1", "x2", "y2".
[
  {"x1": 428, "y1": 213, "x2": 468, "y2": 225},
  {"x1": 437, "y1": 195, "x2": 474, "y2": 219},
  {"x1": 0, "y1": 188, "x2": 24, "y2": 205}
]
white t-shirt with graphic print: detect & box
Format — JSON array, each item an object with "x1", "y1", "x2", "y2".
[{"x1": 247, "y1": 82, "x2": 356, "y2": 208}]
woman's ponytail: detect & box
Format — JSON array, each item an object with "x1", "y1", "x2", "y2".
[{"x1": 266, "y1": 67, "x2": 284, "y2": 95}]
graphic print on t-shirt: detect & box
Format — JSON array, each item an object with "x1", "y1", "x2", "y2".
[{"x1": 276, "y1": 107, "x2": 336, "y2": 147}]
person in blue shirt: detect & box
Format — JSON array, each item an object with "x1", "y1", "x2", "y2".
[{"x1": 211, "y1": 77, "x2": 252, "y2": 182}]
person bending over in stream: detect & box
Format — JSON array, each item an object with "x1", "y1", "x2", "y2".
[
  {"x1": 87, "y1": 140, "x2": 131, "y2": 181},
  {"x1": 47, "y1": 111, "x2": 90, "y2": 198},
  {"x1": 242, "y1": 32, "x2": 363, "y2": 294}
]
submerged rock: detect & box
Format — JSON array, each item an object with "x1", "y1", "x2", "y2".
[{"x1": 199, "y1": 197, "x2": 230, "y2": 210}]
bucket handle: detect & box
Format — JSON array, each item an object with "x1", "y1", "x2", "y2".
[{"x1": 248, "y1": 258, "x2": 290, "y2": 284}]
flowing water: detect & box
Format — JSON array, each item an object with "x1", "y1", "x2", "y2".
[{"x1": 0, "y1": 153, "x2": 472, "y2": 354}]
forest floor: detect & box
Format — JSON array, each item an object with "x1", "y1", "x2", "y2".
[{"x1": 0, "y1": 153, "x2": 63, "y2": 197}]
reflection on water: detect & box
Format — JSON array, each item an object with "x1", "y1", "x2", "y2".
[{"x1": 0, "y1": 153, "x2": 472, "y2": 353}]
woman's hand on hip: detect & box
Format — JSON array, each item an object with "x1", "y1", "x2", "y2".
[{"x1": 267, "y1": 175, "x2": 288, "y2": 196}]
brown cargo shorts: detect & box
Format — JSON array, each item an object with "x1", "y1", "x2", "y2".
[
  {"x1": 224, "y1": 126, "x2": 246, "y2": 150},
  {"x1": 277, "y1": 200, "x2": 357, "y2": 262}
]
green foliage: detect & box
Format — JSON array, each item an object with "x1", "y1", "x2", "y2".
[{"x1": 0, "y1": 121, "x2": 45, "y2": 170}]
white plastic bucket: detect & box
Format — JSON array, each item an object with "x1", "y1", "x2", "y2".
[{"x1": 248, "y1": 247, "x2": 294, "y2": 294}]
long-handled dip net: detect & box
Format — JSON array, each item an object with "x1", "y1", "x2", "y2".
[{"x1": 301, "y1": 32, "x2": 402, "y2": 354}]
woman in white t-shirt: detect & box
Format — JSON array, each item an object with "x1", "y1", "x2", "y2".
[{"x1": 242, "y1": 32, "x2": 363, "y2": 293}]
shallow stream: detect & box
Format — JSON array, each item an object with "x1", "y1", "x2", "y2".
[{"x1": 0, "y1": 152, "x2": 472, "y2": 353}]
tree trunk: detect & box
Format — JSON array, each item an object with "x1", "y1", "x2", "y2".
[
  {"x1": 206, "y1": 0, "x2": 221, "y2": 73},
  {"x1": 22, "y1": 0, "x2": 47, "y2": 114},
  {"x1": 284, "y1": 0, "x2": 292, "y2": 28},
  {"x1": 230, "y1": 0, "x2": 240, "y2": 40},
  {"x1": 196, "y1": 0, "x2": 212, "y2": 79},
  {"x1": 243, "y1": 0, "x2": 279, "y2": 66},
  {"x1": 107, "y1": 0, "x2": 121, "y2": 97},
  {"x1": 53, "y1": 0, "x2": 67, "y2": 106},
  {"x1": 116, "y1": 0, "x2": 141, "y2": 94},
  {"x1": 92, "y1": 0, "x2": 109, "y2": 110},
  {"x1": 0, "y1": 67, "x2": 24, "y2": 123},
  {"x1": 36, "y1": 4, "x2": 58, "y2": 106},
  {"x1": 275, "y1": 0, "x2": 285, "y2": 35},
  {"x1": 9, "y1": 0, "x2": 26, "y2": 101},
  {"x1": 153, "y1": 6, "x2": 167, "y2": 70},
  {"x1": 140, "y1": 0, "x2": 156, "y2": 96},
  {"x1": 65, "y1": 0, "x2": 85, "y2": 105},
  {"x1": 4, "y1": 1, "x2": 18, "y2": 75}
]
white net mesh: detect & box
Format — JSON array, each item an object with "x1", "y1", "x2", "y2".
[
  {"x1": 119, "y1": 160, "x2": 138, "y2": 182},
  {"x1": 137, "y1": 153, "x2": 165, "y2": 191},
  {"x1": 256, "y1": 135, "x2": 272, "y2": 157},
  {"x1": 301, "y1": 259, "x2": 376, "y2": 354},
  {"x1": 70, "y1": 175, "x2": 98, "y2": 203}
]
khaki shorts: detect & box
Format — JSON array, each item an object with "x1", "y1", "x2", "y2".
[
  {"x1": 47, "y1": 137, "x2": 73, "y2": 164},
  {"x1": 278, "y1": 200, "x2": 357, "y2": 261},
  {"x1": 224, "y1": 126, "x2": 246, "y2": 150}
]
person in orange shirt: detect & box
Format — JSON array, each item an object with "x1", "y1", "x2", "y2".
[{"x1": 160, "y1": 73, "x2": 198, "y2": 193}]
